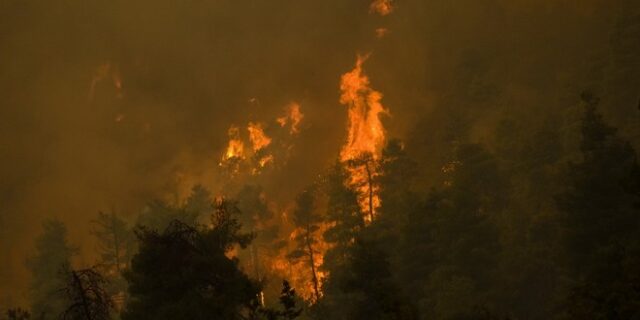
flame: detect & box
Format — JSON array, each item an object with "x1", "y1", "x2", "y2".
[
  {"x1": 339, "y1": 55, "x2": 387, "y2": 222},
  {"x1": 247, "y1": 122, "x2": 272, "y2": 151},
  {"x1": 375, "y1": 27, "x2": 390, "y2": 38},
  {"x1": 370, "y1": 0, "x2": 394, "y2": 16},
  {"x1": 259, "y1": 155, "x2": 274, "y2": 168},
  {"x1": 277, "y1": 102, "x2": 304, "y2": 134},
  {"x1": 269, "y1": 221, "x2": 331, "y2": 302},
  {"x1": 222, "y1": 126, "x2": 245, "y2": 161},
  {"x1": 339, "y1": 55, "x2": 387, "y2": 160}
]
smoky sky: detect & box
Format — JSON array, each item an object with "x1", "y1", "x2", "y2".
[{"x1": 1, "y1": 0, "x2": 638, "y2": 304}]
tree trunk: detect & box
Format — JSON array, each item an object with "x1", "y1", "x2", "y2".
[
  {"x1": 364, "y1": 159, "x2": 374, "y2": 222},
  {"x1": 72, "y1": 271, "x2": 93, "y2": 320},
  {"x1": 305, "y1": 225, "x2": 320, "y2": 302}
]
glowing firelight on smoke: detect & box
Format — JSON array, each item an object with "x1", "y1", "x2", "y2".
[
  {"x1": 89, "y1": 62, "x2": 123, "y2": 101},
  {"x1": 277, "y1": 102, "x2": 304, "y2": 134},
  {"x1": 375, "y1": 27, "x2": 390, "y2": 38},
  {"x1": 339, "y1": 55, "x2": 388, "y2": 222},
  {"x1": 370, "y1": 0, "x2": 394, "y2": 16}
]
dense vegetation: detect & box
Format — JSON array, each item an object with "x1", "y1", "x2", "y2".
[
  {"x1": 6, "y1": 94, "x2": 639, "y2": 319},
  {"x1": 1, "y1": 0, "x2": 639, "y2": 319}
]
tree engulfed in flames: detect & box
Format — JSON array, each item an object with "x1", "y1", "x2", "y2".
[
  {"x1": 219, "y1": 103, "x2": 304, "y2": 176},
  {"x1": 222, "y1": 126, "x2": 245, "y2": 161},
  {"x1": 248, "y1": 122, "x2": 272, "y2": 152},
  {"x1": 339, "y1": 56, "x2": 388, "y2": 222},
  {"x1": 270, "y1": 220, "x2": 331, "y2": 302}
]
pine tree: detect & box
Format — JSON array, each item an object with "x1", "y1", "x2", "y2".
[
  {"x1": 259, "y1": 281, "x2": 303, "y2": 320},
  {"x1": 319, "y1": 235, "x2": 416, "y2": 320},
  {"x1": 556, "y1": 93, "x2": 640, "y2": 318},
  {"x1": 398, "y1": 144, "x2": 504, "y2": 318},
  {"x1": 122, "y1": 199, "x2": 259, "y2": 320},
  {"x1": 236, "y1": 184, "x2": 280, "y2": 280},
  {"x1": 287, "y1": 187, "x2": 322, "y2": 303},
  {"x1": 91, "y1": 210, "x2": 134, "y2": 305},
  {"x1": 321, "y1": 163, "x2": 363, "y2": 275},
  {"x1": 26, "y1": 219, "x2": 76, "y2": 320},
  {"x1": 60, "y1": 267, "x2": 113, "y2": 320}
]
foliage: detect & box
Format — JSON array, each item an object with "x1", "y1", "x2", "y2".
[
  {"x1": 555, "y1": 93, "x2": 640, "y2": 318},
  {"x1": 26, "y1": 219, "x2": 76, "y2": 320},
  {"x1": 287, "y1": 186, "x2": 323, "y2": 303},
  {"x1": 6, "y1": 308, "x2": 30, "y2": 320},
  {"x1": 122, "y1": 199, "x2": 259, "y2": 320},
  {"x1": 60, "y1": 267, "x2": 113, "y2": 320}
]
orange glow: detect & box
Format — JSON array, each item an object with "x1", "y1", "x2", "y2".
[
  {"x1": 277, "y1": 102, "x2": 304, "y2": 134},
  {"x1": 339, "y1": 55, "x2": 387, "y2": 222},
  {"x1": 222, "y1": 126, "x2": 245, "y2": 161},
  {"x1": 375, "y1": 27, "x2": 390, "y2": 38},
  {"x1": 247, "y1": 122, "x2": 272, "y2": 151},
  {"x1": 258, "y1": 155, "x2": 274, "y2": 168},
  {"x1": 370, "y1": 0, "x2": 394, "y2": 16},
  {"x1": 89, "y1": 62, "x2": 123, "y2": 101},
  {"x1": 269, "y1": 221, "x2": 331, "y2": 301}
]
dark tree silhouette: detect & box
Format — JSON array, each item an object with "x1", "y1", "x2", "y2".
[
  {"x1": 91, "y1": 210, "x2": 134, "y2": 307},
  {"x1": 26, "y1": 219, "x2": 76, "y2": 320},
  {"x1": 319, "y1": 236, "x2": 417, "y2": 320},
  {"x1": 287, "y1": 187, "x2": 322, "y2": 303},
  {"x1": 346, "y1": 153, "x2": 378, "y2": 223},
  {"x1": 556, "y1": 93, "x2": 640, "y2": 318},
  {"x1": 259, "y1": 281, "x2": 303, "y2": 320},
  {"x1": 321, "y1": 163, "x2": 363, "y2": 279},
  {"x1": 60, "y1": 267, "x2": 113, "y2": 320},
  {"x1": 236, "y1": 184, "x2": 281, "y2": 281},
  {"x1": 6, "y1": 308, "x2": 30, "y2": 320},
  {"x1": 122, "y1": 199, "x2": 260, "y2": 320}
]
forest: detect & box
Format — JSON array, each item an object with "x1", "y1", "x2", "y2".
[{"x1": 1, "y1": 0, "x2": 639, "y2": 319}]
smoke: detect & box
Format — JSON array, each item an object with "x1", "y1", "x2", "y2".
[{"x1": 1, "y1": 0, "x2": 637, "y2": 306}]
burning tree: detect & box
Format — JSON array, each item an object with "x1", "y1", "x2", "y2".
[
  {"x1": 287, "y1": 187, "x2": 324, "y2": 303},
  {"x1": 236, "y1": 184, "x2": 282, "y2": 281},
  {"x1": 339, "y1": 56, "x2": 388, "y2": 223}
]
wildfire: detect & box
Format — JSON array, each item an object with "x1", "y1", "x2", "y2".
[
  {"x1": 269, "y1": 219, "x2": 331, "y2": 302},
  {"x1": 277, "y1": 102, "x2": 304, "y2": 134},
  {"x1": 222, "y1": 126, "x2": 245, "y2": 161},
  {"x1": 247, "y1": 122, "x2": 272, "y2": 151},
  {"x1": 258, "y1": 155, "x2": 274, "y2": 168},
  {"x1": 339, "y1": 55, "x2": 388, "y2": 222},
  {"x1": 375, "y1": 27, "x2": 390, "y2": 38},
  {"x1": 219, "y1": 103, "x2": 305, "y2": 177},
  {"x1": 370, "y1": 0, "x2": 394, "y2": 16}
]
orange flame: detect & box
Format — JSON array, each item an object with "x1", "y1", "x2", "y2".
[
  {"x1": 247, "y1": 122, "x2": 272, "y2": 151},
  {"x1": 340, "y1": 55, "x2": 387, "y2": 160},
  {"x1": 339, "y1": 55, "x2": 387, "y2": 222},
  {"x1": 270, "y1": 220, "x2": 330, "y2": 301},
  {"x1": 222, "y1": 126, "x2": 245, "y2": 161},
  {"x1": 370, "y1": 0, "x2": 394, "y2": 16},
  {"x1": 277, "y1": 102, "x2": 304, "y2": 134}
]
